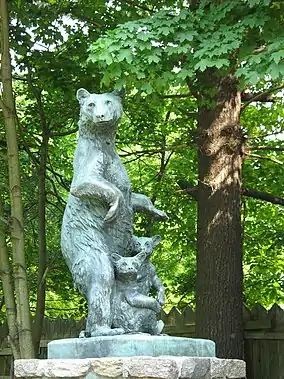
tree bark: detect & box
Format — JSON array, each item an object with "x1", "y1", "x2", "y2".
[
  {"x1": 0, "y1": 199, "x2": 21, "y2": 359},
  {"x1": 26, "y1": 71, "x2": 50, "y2": 357},
  {"x1": 195, "y1": 75, "x2": 244, "y2": 359},
  {"x1": 0, "y1": 0, "x2": 34, "y2": 359},
  {"x1": 33, "y1": 131, "x2": 49, "y2": 356}
]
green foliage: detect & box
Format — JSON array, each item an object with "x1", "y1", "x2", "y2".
[
  {"x1": 241, "y1": 98, "x2": 284, "y2": 307},
  {"x1": 1, "y1": 0, "x2": 284, "y2": 326},
  {"x1": 243, "y1": 199, "x2": 284, "y2": 307},
  {"x1": 89, "y1": 0, "x2": 284, "y2": 92}
]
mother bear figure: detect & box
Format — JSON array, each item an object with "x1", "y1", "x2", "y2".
[{"x1": 61, "y1": 88, "x2": 167, "y2": 337}]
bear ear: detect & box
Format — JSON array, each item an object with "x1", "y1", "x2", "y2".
[
  {"x1": 76, "y1": 88, "x2": 90, "y2": 105},
  {"x1": 136, "y1": 251, "x2": 146, "y2": 263},
  {"x1": 111, "y1": 253, "x2": 122, "y2": 264},
  {"x1": 152, "y1": 235, "x2": 161, "y2": 248},
  {"x1": 112, "y1": 88, "x2": 126, "y2": 100}
]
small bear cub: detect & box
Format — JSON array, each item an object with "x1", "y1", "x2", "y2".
[
  {"x1": 111, "y1": 252, "x2": 164, "y2": 335},
  {"x1": 131, "y1": 235, "x2": 165, "y2": 306}
]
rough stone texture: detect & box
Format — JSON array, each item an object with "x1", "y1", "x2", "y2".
[
  {"x1": 210, "y1": 358, "x2": 246, "y2": 378},
  {"x1": 47, "y1": 335, "x2": 215, "y2": 359},
  {"x1": 15, "y1": 356, "x2": 246, "y2": 379},
  {"x1": 14, "y1": 359, "x2": 45, "y2": 377},
  {"x1": 91, "y1": 358, "x2": 123, "y2": 377},
  {"x1": 15, "y1": 359, "x2": 90, "y2": 377},
  {"x1": 179, "y1": 357, "x2": 210, "y2": 378},
  {"x1": 123, "y1": 357, "x2": 179, "y2": 379}
]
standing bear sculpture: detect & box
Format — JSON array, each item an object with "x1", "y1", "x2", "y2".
[{"x1": 61, "y1": 88, "x2": 168, "y2": 337}]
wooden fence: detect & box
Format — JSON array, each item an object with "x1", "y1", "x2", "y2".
[{"x1": 1, "y1": 303, "x2": 284, "y2": 379}]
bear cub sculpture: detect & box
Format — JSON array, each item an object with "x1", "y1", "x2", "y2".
[
  {"x1": 111, "y1": 252, "x2": 164, "y2": 335},
  {"x1": 131, "y1": 235, "x2": 165, "y2": 307}
]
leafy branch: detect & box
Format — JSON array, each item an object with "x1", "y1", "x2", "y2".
[
  {"x1": 242, "y1": 188, "x2": 284, "y2": 206},
  {"x1": 123, "y1": 0, "x2": 155, "y2": 13},
  {"x1": 177, "y1": 180, "x2": 284, "y2": 206},
  {"x1": 241, "y1": 85, "x2": 284, "y2": 111},
  {"x1": 247, "y1": 130, "x2": 284, "y2": 141},
  {"x1": 245, "y1": 146, "x2": 284, "y2": 152},
  {"x1": 244, "y1": 152, "x2": 283, "y2": 165},
  {"x1": 17, "y1": 124, "x2": 71, "y2": 192},
  {"x1": 51, "y1": 126, "x2": 78, "y2": 137},
  {"x1": 161, "y1": 91, "x2": 278, "y2": 103},
  {"x1": 161, "y1": 94, "x2": 191, "y2": 99},
  {"x1": 119, "y1": 143, "x2": 190, "y2": 157}
]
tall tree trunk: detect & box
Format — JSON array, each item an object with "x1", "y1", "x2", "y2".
[
  {"x1": 0, "y1": 0, "x2": 34, "y2": 359},
  {"x1": 26, "y1": 73, "x2": 50, "y2": 357},
  {"x1": 33, "y1": 133, "x2": 49, "y2": 356},
  {"x1": 195, "y1": 74, "x2": 244, "y2": 359},
  {"x1": 0, "y1": 199, "x2": 21, "y2": 360}
]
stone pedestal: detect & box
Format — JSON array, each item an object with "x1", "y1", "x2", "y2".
[
  {"x1": 15, "y1": 336, "x2": 246, "y2": 378},
  {"x1": 15, "y1": 356, "x2": 246, "y2": 379},
  {"x1": 48, "y1": 335, "x2": 215, "y2": 359}
]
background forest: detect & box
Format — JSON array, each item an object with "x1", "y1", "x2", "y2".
[{"x1": 0, "y1": 0, "x2": 283, "y2": 362}]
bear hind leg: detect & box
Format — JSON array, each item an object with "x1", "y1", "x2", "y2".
[
  {"x1": 72, "y1": 253, "x2": 125, "y2": 337},
  {"x1": 86, "y1": 281, "x2": 124, "y2": 336}
]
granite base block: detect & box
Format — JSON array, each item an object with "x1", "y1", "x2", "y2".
[
  {"x1": 15, "y1": 356, "x2": 246, "y2": 379},
  {"x1": 48, "y1": 335, "x2": 215, "y2": 359}
]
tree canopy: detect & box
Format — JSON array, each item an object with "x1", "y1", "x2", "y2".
[
  {"x1": 0, "y1": 0, "x2": 283, "y2": 359},
  {"x1": 89, "y1": 0, "x2": 284, "y2": 91}
]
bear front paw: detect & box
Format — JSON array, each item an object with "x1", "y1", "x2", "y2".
[
  {"x1": 152, "y1": 208, "x2": 169, "y2": 221},
  {"x1": 104, "y1": 193, "x2": 125, "y2": 223}
]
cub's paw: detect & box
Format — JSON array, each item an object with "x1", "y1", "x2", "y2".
[
  {"x1": 154, "y1": 300, "x2": 162, "y2": 313},
  {"x1": 157, "y1": 292, "x2": 166, "y2": 306},
  {"x1": 156, "y1": 320, "x2": 164, "y2": 335},
  {"x1": 79, "y1": 330, "x2": 91, "y2": 338}
]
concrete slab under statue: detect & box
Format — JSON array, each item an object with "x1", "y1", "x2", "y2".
[
  {"x1": 47, "y1": 334, "x2": 216, "y2": 359},
  {"x1": 15, "y1": 88, "x2": 246, "y2": 379}
]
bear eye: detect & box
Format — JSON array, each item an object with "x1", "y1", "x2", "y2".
[
  {"x1": 88, "y1": 102, "x2": 95, "y2": 107},
  {"x1": 105, "y1": 100, "x2": 111, "y2": 105}
]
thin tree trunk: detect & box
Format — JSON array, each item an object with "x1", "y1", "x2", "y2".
[
  {"x1": 0, "y1": 0, "x2": 34, "y2": 359},
  {"x1": 195, "y1": 75, "x2": 244, "y2": 359},
  {"x1": 26, "y1": 72, "x2": 50, "y2": 357},
  {"x1": 0, "y1": 199, "x2": 21, "y2": 360},
  {"x1": 33, "y1": 133, "x2": 49, "y2": 356}
]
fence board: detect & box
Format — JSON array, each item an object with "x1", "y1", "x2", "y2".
[{"x1": 1, "y1": 303, "x2": 284, "y2": 379}]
